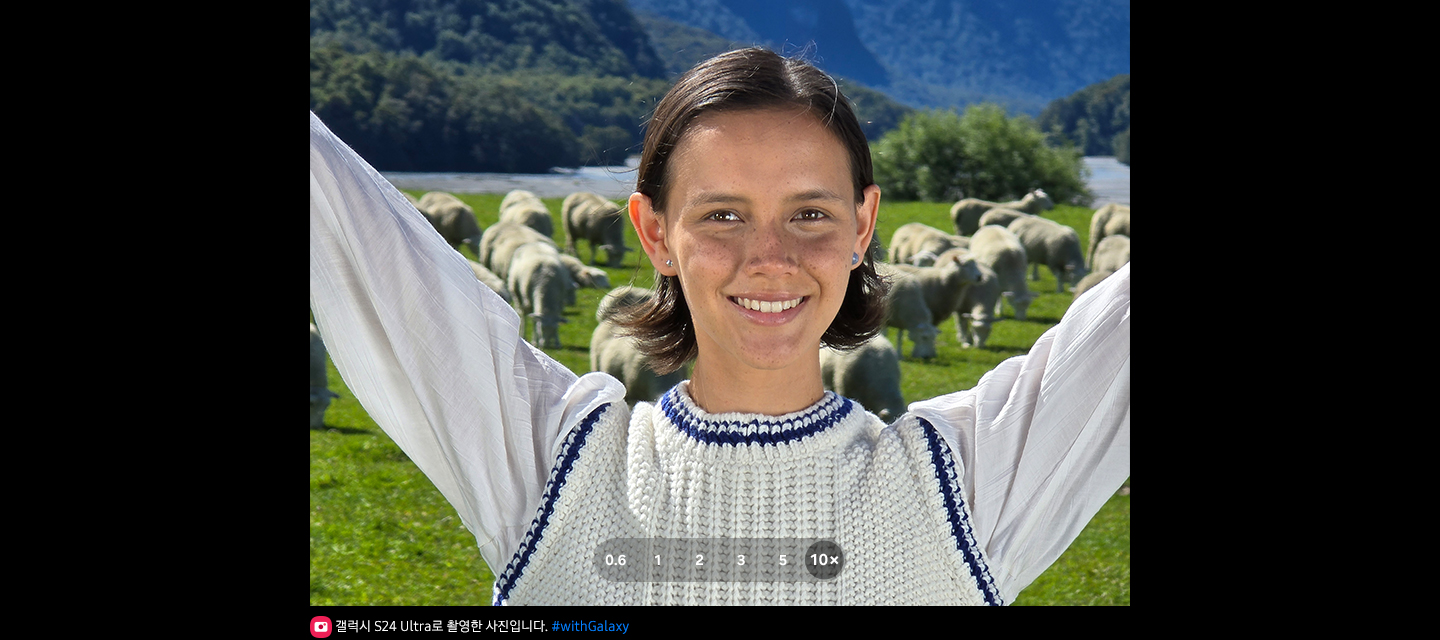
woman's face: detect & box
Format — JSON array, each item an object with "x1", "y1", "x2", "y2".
[{"x1": 629, "y1": 107, "x2": 880, "y2": 377}]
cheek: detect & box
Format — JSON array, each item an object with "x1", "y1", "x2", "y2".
[{"x1": 800, "y1": 233, "x2": 856, "y2": 271}]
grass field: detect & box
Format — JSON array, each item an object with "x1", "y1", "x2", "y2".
[{"x1": 310, "y1": 193, "x2": 1129, "y2": 606}]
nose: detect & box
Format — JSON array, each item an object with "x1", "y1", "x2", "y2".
[{"x1": 744, "y1": 220, "x2": 798, "y2": 276}]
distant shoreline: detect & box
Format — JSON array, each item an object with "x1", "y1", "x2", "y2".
[{"x1": 383, "y1": 156, "x2": 1128, "y2": 206}]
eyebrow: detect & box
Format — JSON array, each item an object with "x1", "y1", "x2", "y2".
[{"x1": 686, "y1": 187, "x2": 848, "y2": 208}]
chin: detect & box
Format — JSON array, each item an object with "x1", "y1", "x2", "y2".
[{"x1": 736, "y1": 341, "x2": 815, "y2": 372}]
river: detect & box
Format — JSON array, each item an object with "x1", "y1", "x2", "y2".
[{"x1": 381, "y1": 156, "x2": 1128, "y2": 206}]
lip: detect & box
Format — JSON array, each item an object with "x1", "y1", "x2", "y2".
[{"x1": 727, "y1": 294, "x2": 808, "y2": 325}]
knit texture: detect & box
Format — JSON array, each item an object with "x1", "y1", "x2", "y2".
[{"x1": 493, "y1": 384, "x2": 1002, "y2": 605}]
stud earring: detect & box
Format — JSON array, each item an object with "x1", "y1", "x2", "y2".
[
  {"x1": 665, "y1": 260, "x2": 673, "y2": 267},
  {"x1": 851, "y1": 252, "x2": 859, "y2": 266}
]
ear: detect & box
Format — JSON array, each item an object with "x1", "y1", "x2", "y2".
[
  {"x1": 852, "y1": 185, "x2": 881, "y2": 270},
  {"x1": 628, "y1": 192, "x2": 676, "y2": 276}
]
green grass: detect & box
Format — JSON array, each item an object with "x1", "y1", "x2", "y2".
[{"x1": 310, "y1": 194, "x2": 1128, "y2": 605}]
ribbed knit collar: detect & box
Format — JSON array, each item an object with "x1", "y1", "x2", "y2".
[{"x1": 657, "y1": 382, "x2": 856, "y2": 447}]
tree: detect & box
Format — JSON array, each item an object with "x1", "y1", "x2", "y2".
[
  {"x1": 872, "y1": 104, "x2": 1091, "y2": 205},
  {"x1": 1038, "y1": 74, "x2": 1130, "y2": 157}
]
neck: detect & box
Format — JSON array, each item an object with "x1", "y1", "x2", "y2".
[{"x1": 687, "y1": 356, "x2": 826, "y2": 416}]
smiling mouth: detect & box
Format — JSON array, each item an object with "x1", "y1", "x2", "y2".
[{"x1": 730, "y1": 296, "x2": 806, "y2": 313}]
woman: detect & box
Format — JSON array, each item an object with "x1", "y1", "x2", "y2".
[{"x1": 309, "y1": 48, "x2": 1130, "y2": 605}]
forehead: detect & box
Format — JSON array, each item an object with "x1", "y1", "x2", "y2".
[{"x1": 667, "y1": 107, "x2": 852, "y2": 200}]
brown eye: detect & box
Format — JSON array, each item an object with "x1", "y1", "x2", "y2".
[
  {"x1": 795, "y1": 209, "x2": 828, "y2": 221},
  {"x1": 706, "y1": 211, "x2": 741, "y2": 222}
]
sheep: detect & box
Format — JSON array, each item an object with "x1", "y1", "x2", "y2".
[
  {"x1": 557, "y1": 253, "x2": 609, "y2": 307},
  {"x1": 909, "y1": 251, "x2": 939, "y2": 267},
  {"x1": 886, "y1": 250, "x2": 984, "y2": 331},
  {"x1": 507, "y1": 242, "x2": 574, "y2": 349},
  {"x1": 562, "y1": 192, "x2": 631, "y2": 267},
  {"x1": 975, "y1": 207, "x2": 1034, "y2": 230},
  {"x1": 595, "y1": 285, "x2": 654, "y2": 323},
  {"x1": 1007, "y1": 215, "x2": 1089, "y2": 293},
  {"x1": 819, "y1": 334, "x2": 906, "y2": 422},
  {"x1": 310, "y1": 323, "x2": 339, "y2": 429},
  {"x1": 937, "y1": 248, "x2": 1001, "y2": 349},
  {"x1": 1090, "y1": 234, "x2": 1130, "y2": 274},
  {"x1": 590, "y1": 287, "x2": 687, "y2": 405},
  {"x1": 967, "y1": 225, "x2": 1037, "y2": 321},
  {"x1": 478, "y1": 220, "x2": 558, "y2": 281},
  {"x1": 876, "y1": 262, "x2": 940, "y2": 359},
  {"x1": 1072, "y1": 269, "x2": 1116, "y2": 299},
  {"x1": 950, "y1": 189, "x2": 1055, "y2": 236},
  {"x1": 888, "y1": 222, "x2": 970, "y2": 265},
  {"x1": 558, "y1": 253, "x2": 611, "y2": 289},
  {"x1": 466, "y1": 258, "x2": 513, "y2": 304},
  {"x1": 1087, "y1": 203, "x2": 1131, "y2": 269},
  {"x1": 417, "y1": 192, "x2": 484, "y2": 256},
  {"x1": 499, "y1": 189, "x2": 555, "y2": 239}
]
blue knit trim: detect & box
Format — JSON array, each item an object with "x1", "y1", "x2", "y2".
[
  {"x1": 916, "y1": 418, "x2": 1004, "y2": 606},
  {"x1": 492, "y1": 403, "x2": 611, "y2": 606},
  {"x1": 658, "y1": 387, "x2": 853, "y2": 446}
]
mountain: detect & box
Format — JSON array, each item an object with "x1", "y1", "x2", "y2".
[
  {"x1": 630, "y1": 0, "x2": 887, "y2": 86},
  {"x1": 635, "y1": 12, "x2": 913, "y2": 141},
  {"x1": 630, "y1": 0, "x2": 1130, "y2": 114},
  {"x1": 309, "y1": 0, "x2": 667, "y2": 79}
]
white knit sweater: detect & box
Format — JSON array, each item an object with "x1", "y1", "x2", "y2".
[{"x1": 493, "y1": 384, "x2": 1002, "y2": 605}]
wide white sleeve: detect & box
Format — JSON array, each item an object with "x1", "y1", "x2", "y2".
[
  {"x1": 308, "y1": 112, "x2": 626, "y2": 572},
  {"x1": 909, "y1": 262, "x2": 1130, "y2": 604}
]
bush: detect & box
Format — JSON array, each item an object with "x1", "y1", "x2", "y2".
[
  {"x1": 872, "y1": 104, "x2": 1092, "y2": 205},
  {"x1": 1113, "y1": 127, "x2": 1130, "y2": 166}
]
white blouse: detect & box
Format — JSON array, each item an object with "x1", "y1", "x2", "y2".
[{"x1": 308, "y1": 112, "x2": 1131, "y2": 604}]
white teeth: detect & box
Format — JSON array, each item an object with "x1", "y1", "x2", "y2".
[{"x1": 734, "y1": 297, "x2": 803, "y2": 313}]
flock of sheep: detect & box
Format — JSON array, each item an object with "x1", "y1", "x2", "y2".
[
  {"x1": 309, "y1": 188, "x2": 1131, "y2": 427},
  {"x1": 827, "y1": 191, "x2": 1129, "y2": 421}
]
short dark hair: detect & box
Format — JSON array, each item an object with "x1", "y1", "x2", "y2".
[{"x1": 614, "y1": 47, "x2": 889, "y2": 375}]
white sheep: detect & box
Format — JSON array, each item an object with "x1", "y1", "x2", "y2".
[
  {"x1": 1090, "y1": 234, "x2": 1130, "y2": 274},
  {"x1": 310, "y1": 323, "x2": 339, "y2": 429},
  {"x1": 478, "y1": 220, "x2": 558, "y2": 281},
  {"x1": 1007, "y1": 215, "x2": 1089, "y2": 293},
  {"x1": 1087, "y1": 203, "x2": 1131, "y2": 269},
  {"x1": 590, "y1": 287, "x2": 687, "y2": 405},
  {"x1": 507, "y1": 242, "x2": 574, "y2": 349},
  {"x1": 499, "y1": 189, "x2": 556, "y2": 239},
  {"x1": 876, "y1": 262, "x2": 941, "y2": 359},
  {"x1": 820, "y1": 334, "x2": 907, "y2": 422},
  {"x1": 466, "y1": 258, "x2": 513, "y2": 304},
  {"x1": 887, "y1": 250, "x2": 984, "y2": 331},
  {"x1": 950, "y1": 189, "x2": 1055, "y2": 236},
  {"x1": 594, "y1": 285, "x2": 653, "y2": 323},
  {"x1": 417, "y1": 191, "x2": 484, "y2": 256},
  {"x1": 558, "y1": 253, "x2": 611, "y2": 289},
  {"x1": 937, "y1": 248, "x2": 1001, "y2": 349},
  {"x1": 562, "y1": 192, "x2": 631, "y2": 267},
  {"x1": 888, "y1": 222, "x2": 970, "y2": 265},
  {"x1": 967, "y1": 225, "x2": 1037, "y2": 321},
  {"x1": 1072, "y1": 269, "x2": 1116, "y2": 299},
  {"x1": 909, "y1": 250, "x2": 939, "y2": 267},
  {"x1": 557, "y1": 253, "x2": 609, "y2": 307},
  {"x1": 975, "y1": 207, "x2": 1034, "y2": 230}
]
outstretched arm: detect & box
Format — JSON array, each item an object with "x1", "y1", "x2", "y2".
[
  {"x1": 909, "y1": 262, "x2": 1130, "y2": 603},
  {"x1": 308, "y1": 112, "x2": 625, "y2": 572}
]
